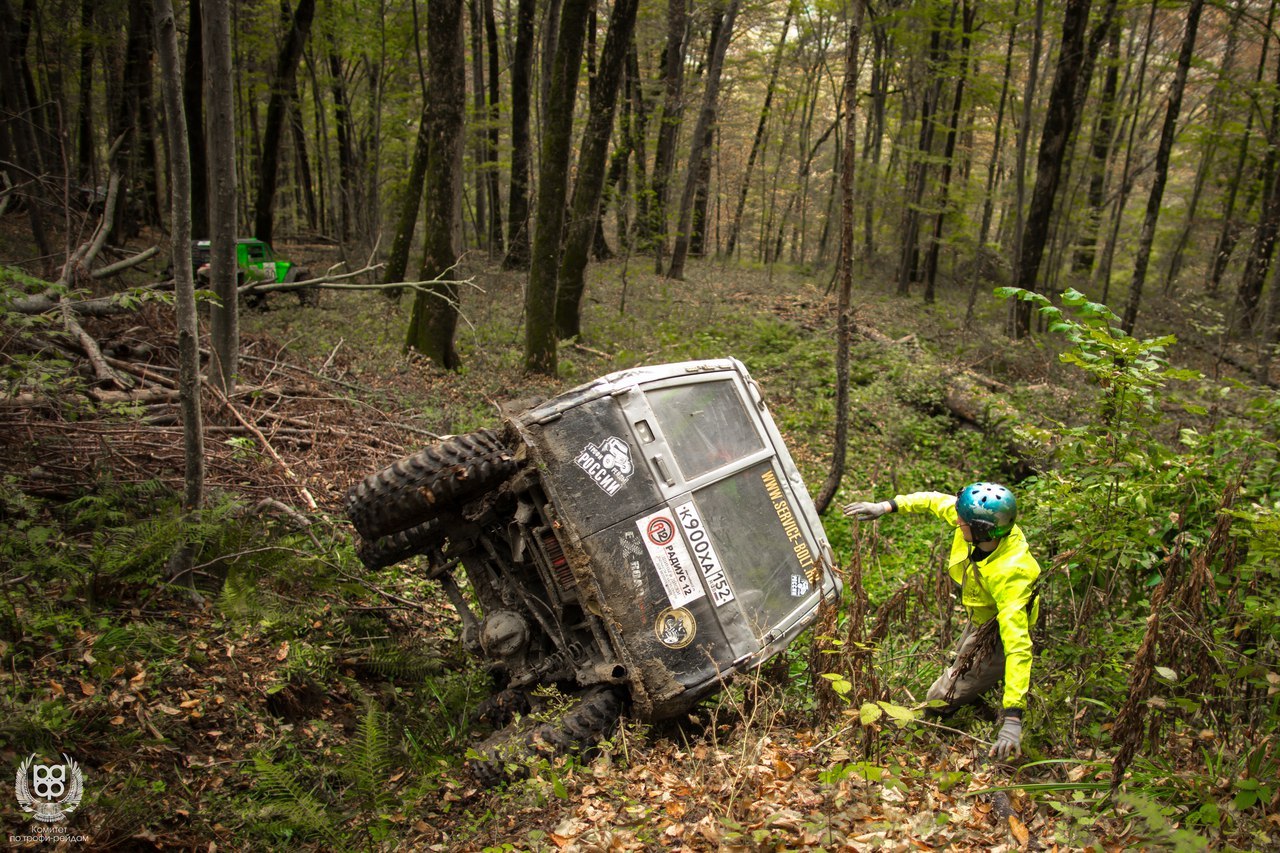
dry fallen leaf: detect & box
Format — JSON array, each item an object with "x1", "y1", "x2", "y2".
[
  {"x1": 1009, "y1": 814, "x2": 1030, "y2": 846},
  {"x1": 79, "y1": 679, "x2": 97, "y2": 696}
]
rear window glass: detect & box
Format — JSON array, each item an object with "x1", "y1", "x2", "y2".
[
  {"x1": 691, "y1": 461, "x2": 816, "y2": 637},
  {"x1": 646, "y1": 379, "x2": 763, "y2": 480}
]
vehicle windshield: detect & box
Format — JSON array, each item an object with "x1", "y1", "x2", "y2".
[{"x1": 645, "y1": 379, "x2": 763, "y2": 481}]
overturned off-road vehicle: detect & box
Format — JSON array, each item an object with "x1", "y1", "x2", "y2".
[{"x1": 345, "y1": 359, "x2": 841, "y2": 782}]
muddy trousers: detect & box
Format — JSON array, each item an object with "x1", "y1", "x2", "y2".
[{"x1": 926, "y1": 621, "x2": 1005, "y2": 713}]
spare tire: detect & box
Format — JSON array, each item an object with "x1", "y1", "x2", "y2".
[
  {"x1": 464, "y1": 686, "x2": 624, "y2": 787},
  {"x1": 345, "y1": 429, "x2": 516, "y2": 541}
]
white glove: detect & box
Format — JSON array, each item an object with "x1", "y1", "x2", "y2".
[
  {"x1": 990, "y1": 715, "x2": 1023, "y2": 760},
  {"x1": 842, "y1": 500, "x2": 892, "y2": 520}
]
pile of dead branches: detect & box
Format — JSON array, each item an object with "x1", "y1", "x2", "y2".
[{"x1": 0, "y1": 303, "x2": 433, "y2": 512}]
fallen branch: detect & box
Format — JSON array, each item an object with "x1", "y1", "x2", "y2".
[
  {"x1": 92, "y1": 245, "x2": 162, "y2": 279},
  {"x1": 207, "y1": 383, "x2": 318, "y2": 511},
  {"x1": 60, "y1": 298, "x2": 128, "y2": 389}
]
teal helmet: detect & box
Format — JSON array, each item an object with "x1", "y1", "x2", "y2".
[{"x1": 955, "y1": 482, "x2": 1017, "y2": 540}]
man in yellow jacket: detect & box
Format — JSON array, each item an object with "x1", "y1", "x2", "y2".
[{"x1": 843, "y1": 482, "x2": 1040, "y2": 760}]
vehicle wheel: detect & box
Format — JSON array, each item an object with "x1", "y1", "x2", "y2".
[
  {"x1": 345, "y1": 429, "x2": 516, "y2": 541},
  {"x1": 353, "y1": 515, "x2": 448, "y2": 570},
  {"x1": 464, "y1": 686, "x2": 624, "y2": 787},
  {"x1": 290, "y1": 267, "x2": 319, "y2": 306}
]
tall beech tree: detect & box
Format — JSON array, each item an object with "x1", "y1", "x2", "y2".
[
  {"x1": 1120, "y1": 0, "x2": 1203, "y2": 334},
  {"x1": 815, "y1": 0, "x2": 865, "y2": 516},
  {"x1": 204, "y1": 0, "x2": 237, "y2": 394},
  {"x1": 251, "y1": 0, "x2": 316, "y2": 245},
  {"x1": 554, "y1": 0, "x2": 640, "y2": 339},
  {"x1": 182, "y1": 0, "x2": 208, "y2": 239},
  {"x1": 405, "y1": 0, "x2": 466, "y2": 366},
  {"x1": 524, "y1": 0, "x2": 591, "y2": 374},
  {"x1": 649, "y1": 0, "x2": 689, "y2": 272},
  {"x1": 503, "y1": 0, "x2": 536, "y2": 270},
  {"x1": 667, "y1": 0, "x2": 740, "y2": 281},
  {"x1": 726, "y1": 1, "x2": 795, "y2": 259},
  {"x1": 1011, "y1": 0, "x2": 1094, "y2": 338}
]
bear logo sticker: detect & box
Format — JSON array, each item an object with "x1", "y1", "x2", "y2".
[{"x1": 575, "y1": 436, "x2": 634, "y2": 496}]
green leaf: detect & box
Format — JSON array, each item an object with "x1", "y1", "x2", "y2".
[
  {"x1": 859, "y1": 702, "x2": 883, "y2": 725},
  {"x1": 877, "y1": 701, "x2": 917, "y2": 723}
]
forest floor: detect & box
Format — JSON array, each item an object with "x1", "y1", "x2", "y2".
[{"x1": 2, "y1": 229, "x2": 1276, "y2": 851}]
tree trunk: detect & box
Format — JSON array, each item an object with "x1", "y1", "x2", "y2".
[
  {"x1": 1162, "y1": 0, "x2": 1242, "y2": 295},
  {"x1": 0, "y1": 0, "x2": 52, "y2": 263},
  {"x1": 895, "y1": 8, "x2": 946, "y2": 297},
  {"x1": 182, "y1": 0, "x2": 208, "y2": 239},
  {"x1": 289, "y1": 86, "x2": 317, "y2": 231},
  {"x1": 327, "y1": 47, "x2": 357, "y2": 244},
  {"x1": 384, "y1": 110, "x2": 430, "y2": 285},
  {"x1": 1120, "y1": 0, "x2": 1202, "y2": 335},
  {"x1": 251, "y1": 0, "x2": 316, "y2": 245},
  {"x1": 667, "y1": 0, "x2": 739, "y2": 281},
  {"x1": 1094, "y1": 0, "x2": 1156, "y2": 304},
  {"x1": 469, "y1": 0, "x2": 487, "y2": 252},
  {"x1": 154, "y1": 0, "x2": 203, "y2": 515},
  {"x1": 815, "y1": 0, "x2": 865, "y2": 516},
  {"x1": 626, "y1": 43, "x2": 651, "y2": 247},
  {"x1": 649, "y1": 0, "x2": 689, "y2": 271},
  {"x1": 524, "y1": 0, "x2": 591, "y2": 374},
  {"x1": 1072, "y1": 13, "x2": 1119, "y2": 273},
  {"x1": 503, "y1": 0, "x2": 536, "y2": 269},
  {"x1": 483, "y1": 0, "x2": 503, "y2": 254},
  {"x1": 554, "y1": 0, "x2": 640, "y2": 339},
  {"x1": 1010, "y1": 0, "x2": 1044, "y2": 278},
  {"x1": 726, "y1": 0, "x2": 793, "y2": 259},
  {"x1": 1235, "y1": 49, "x2": 1280, "y2": 336},
  {"x1": 110, "y1": 0, "x2": 160, "y2": 239},
  {"x1": 922, "y1": 0, "x2": 974, "y2": 304},
  {"x1": 77, "y1": 0, "x2": 96, "y2": 186},
  {"x1": 1011, "y1": 0, "x2": 1093, "y2": 338},
  {"x1": 204, "y1": 0, "x2": 237, "y2": 394},
  {"x1": 405, "y1": 0, "x2": 466, "y2": 367},
  {"x1": 383, "y1": 2, "x2": 429, "y2": 287},
  {"x1": 1207, "y1": 0, "x2": 1277, "y2": 296}
]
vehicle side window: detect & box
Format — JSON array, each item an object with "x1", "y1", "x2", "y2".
[
  {"x1": 246, "y1": 245, "x2": 266, "y2": 262},
  {"x1": 646, "y1": 379, "x2": 763, "y2": 480}
]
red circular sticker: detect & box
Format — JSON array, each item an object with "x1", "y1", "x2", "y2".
[{"x1": 646, "y1": 516, "x2": 675, "y2": 545}]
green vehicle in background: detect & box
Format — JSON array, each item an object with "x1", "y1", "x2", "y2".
[{"x1": 192, "y1": 238, "x2": 317, "y2": 308}]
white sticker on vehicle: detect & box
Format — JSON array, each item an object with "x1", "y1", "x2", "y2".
[
  {"x1": 790, "y1": 573, "x2": 811, "y2": 597},
  {"x1": 675, "y1": 502, "x2": 735, "y2": 607},
  {"x1": 637, "y1": 508, "x2": 704, "y2": 608},
  {"x1": 575, "y1": 435, "x2": 634, "y2": 496}
]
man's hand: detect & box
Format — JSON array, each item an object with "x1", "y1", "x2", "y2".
[
  {"x1": 990, "y1": 716, "x2": 1023, "y2": 760},
  {"x1": 842, "y1": 500, "x2": 892, "y2": 521}
]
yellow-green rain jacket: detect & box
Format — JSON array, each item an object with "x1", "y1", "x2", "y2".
[{"x1": 894, "y1": 491, "x2": 1041, "y2": 710}]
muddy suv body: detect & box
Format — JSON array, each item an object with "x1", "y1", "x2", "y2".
[
  {"x1": 346, "y1": 358, "x2": 840, "y2": 775},
  {"x1": 191, "y1": 238, "x2": 316, "y2": 307}
]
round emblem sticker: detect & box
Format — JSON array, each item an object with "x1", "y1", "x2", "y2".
[
  {"x1": 655, "y1": 607, "x2": 696, "y2": 649},
  {"x1": 646, "y1": 516, "x2": 676, "y2": 546}
]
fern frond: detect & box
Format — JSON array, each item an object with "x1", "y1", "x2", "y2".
[{"x1": 250, "y1": 753, "x2": 343, "y2": 846}]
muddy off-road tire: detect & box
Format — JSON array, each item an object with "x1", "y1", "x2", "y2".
[
  {"x1": 465, "y1": 687, "x2": 624, "y2": 787},
  {"x1": 290, "y1": 268, "x2": 319, "y2": 307},
  {"x1": 345, "y1": 429, "x2": 516, "y2": 541},
  {"x1": 353, "y1": 515, "x2": 449, "y2": 570}
]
